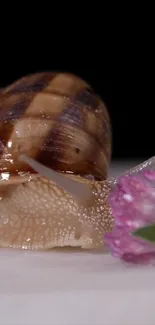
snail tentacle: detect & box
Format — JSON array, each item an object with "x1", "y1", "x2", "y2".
[
  {"x1": 0, "y1": 71, "x2": 113, "y2": 250},
  {"x1": 20, "y1": 153, "x2": 93, "y2": 202}
]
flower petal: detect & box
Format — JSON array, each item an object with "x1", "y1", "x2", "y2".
[{"x1": 106, "y1": 169, "x2": 155, "y2": 264}]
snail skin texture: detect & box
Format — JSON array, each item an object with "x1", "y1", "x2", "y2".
[{"x1": 0, "y1": 71, "x2": 153, "y2": 250}]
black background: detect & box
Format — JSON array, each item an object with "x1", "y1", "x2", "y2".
[
  {"x1": 0, "y1": 66, "x2": 153, "y2": 161},
  {"x1": 0, "y1": 1, "x2": 154, "y2": 162}
]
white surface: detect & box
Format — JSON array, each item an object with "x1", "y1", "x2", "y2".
[{"x1": 0, "y1": 161, "x2": 154, "y2": 325}]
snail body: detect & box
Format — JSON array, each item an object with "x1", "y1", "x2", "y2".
[{"x1": 0, "y1": 71, "x2": 114, "y2": 250}]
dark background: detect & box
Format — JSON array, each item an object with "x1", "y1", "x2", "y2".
[{"x1": 0, "y1": 67, "x2": 153, "y2": 161}]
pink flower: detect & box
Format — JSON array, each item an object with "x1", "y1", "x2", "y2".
[{"x1": 105, "y1": 170, "x2": 155, "y2": 264}]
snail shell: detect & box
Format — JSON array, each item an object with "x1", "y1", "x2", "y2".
[
  {"x1": 0, "y1": 72, "x2": 113, "y2": 250},
  {"x1": 0, "y1": 72, "x2": 111, "y2": 183}
]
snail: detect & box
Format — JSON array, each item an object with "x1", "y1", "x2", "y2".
[{"x1": 0, "y1": 71, "x2": 154, "y2": 250}]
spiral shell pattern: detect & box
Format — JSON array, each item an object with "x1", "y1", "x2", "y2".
[{"x1": 0, "y1": 72, "x2": 111, "y2": 180}]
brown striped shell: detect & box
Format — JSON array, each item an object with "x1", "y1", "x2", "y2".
[{"x1": 0, "y1": 72, "x2": 111, "y2": 183}]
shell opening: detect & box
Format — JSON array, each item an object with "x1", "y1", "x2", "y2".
[{"x1": 19, "y1": 153, "x2": 92, "y2": 202}]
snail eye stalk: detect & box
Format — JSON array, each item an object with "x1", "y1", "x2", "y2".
[{"x1": 19, "y1": 153, "x2": 92, "y2": 202}]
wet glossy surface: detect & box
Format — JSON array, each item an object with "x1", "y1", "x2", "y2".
[{"x1": 0, "y1": 161, "x2": 154, "y2": 325}]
